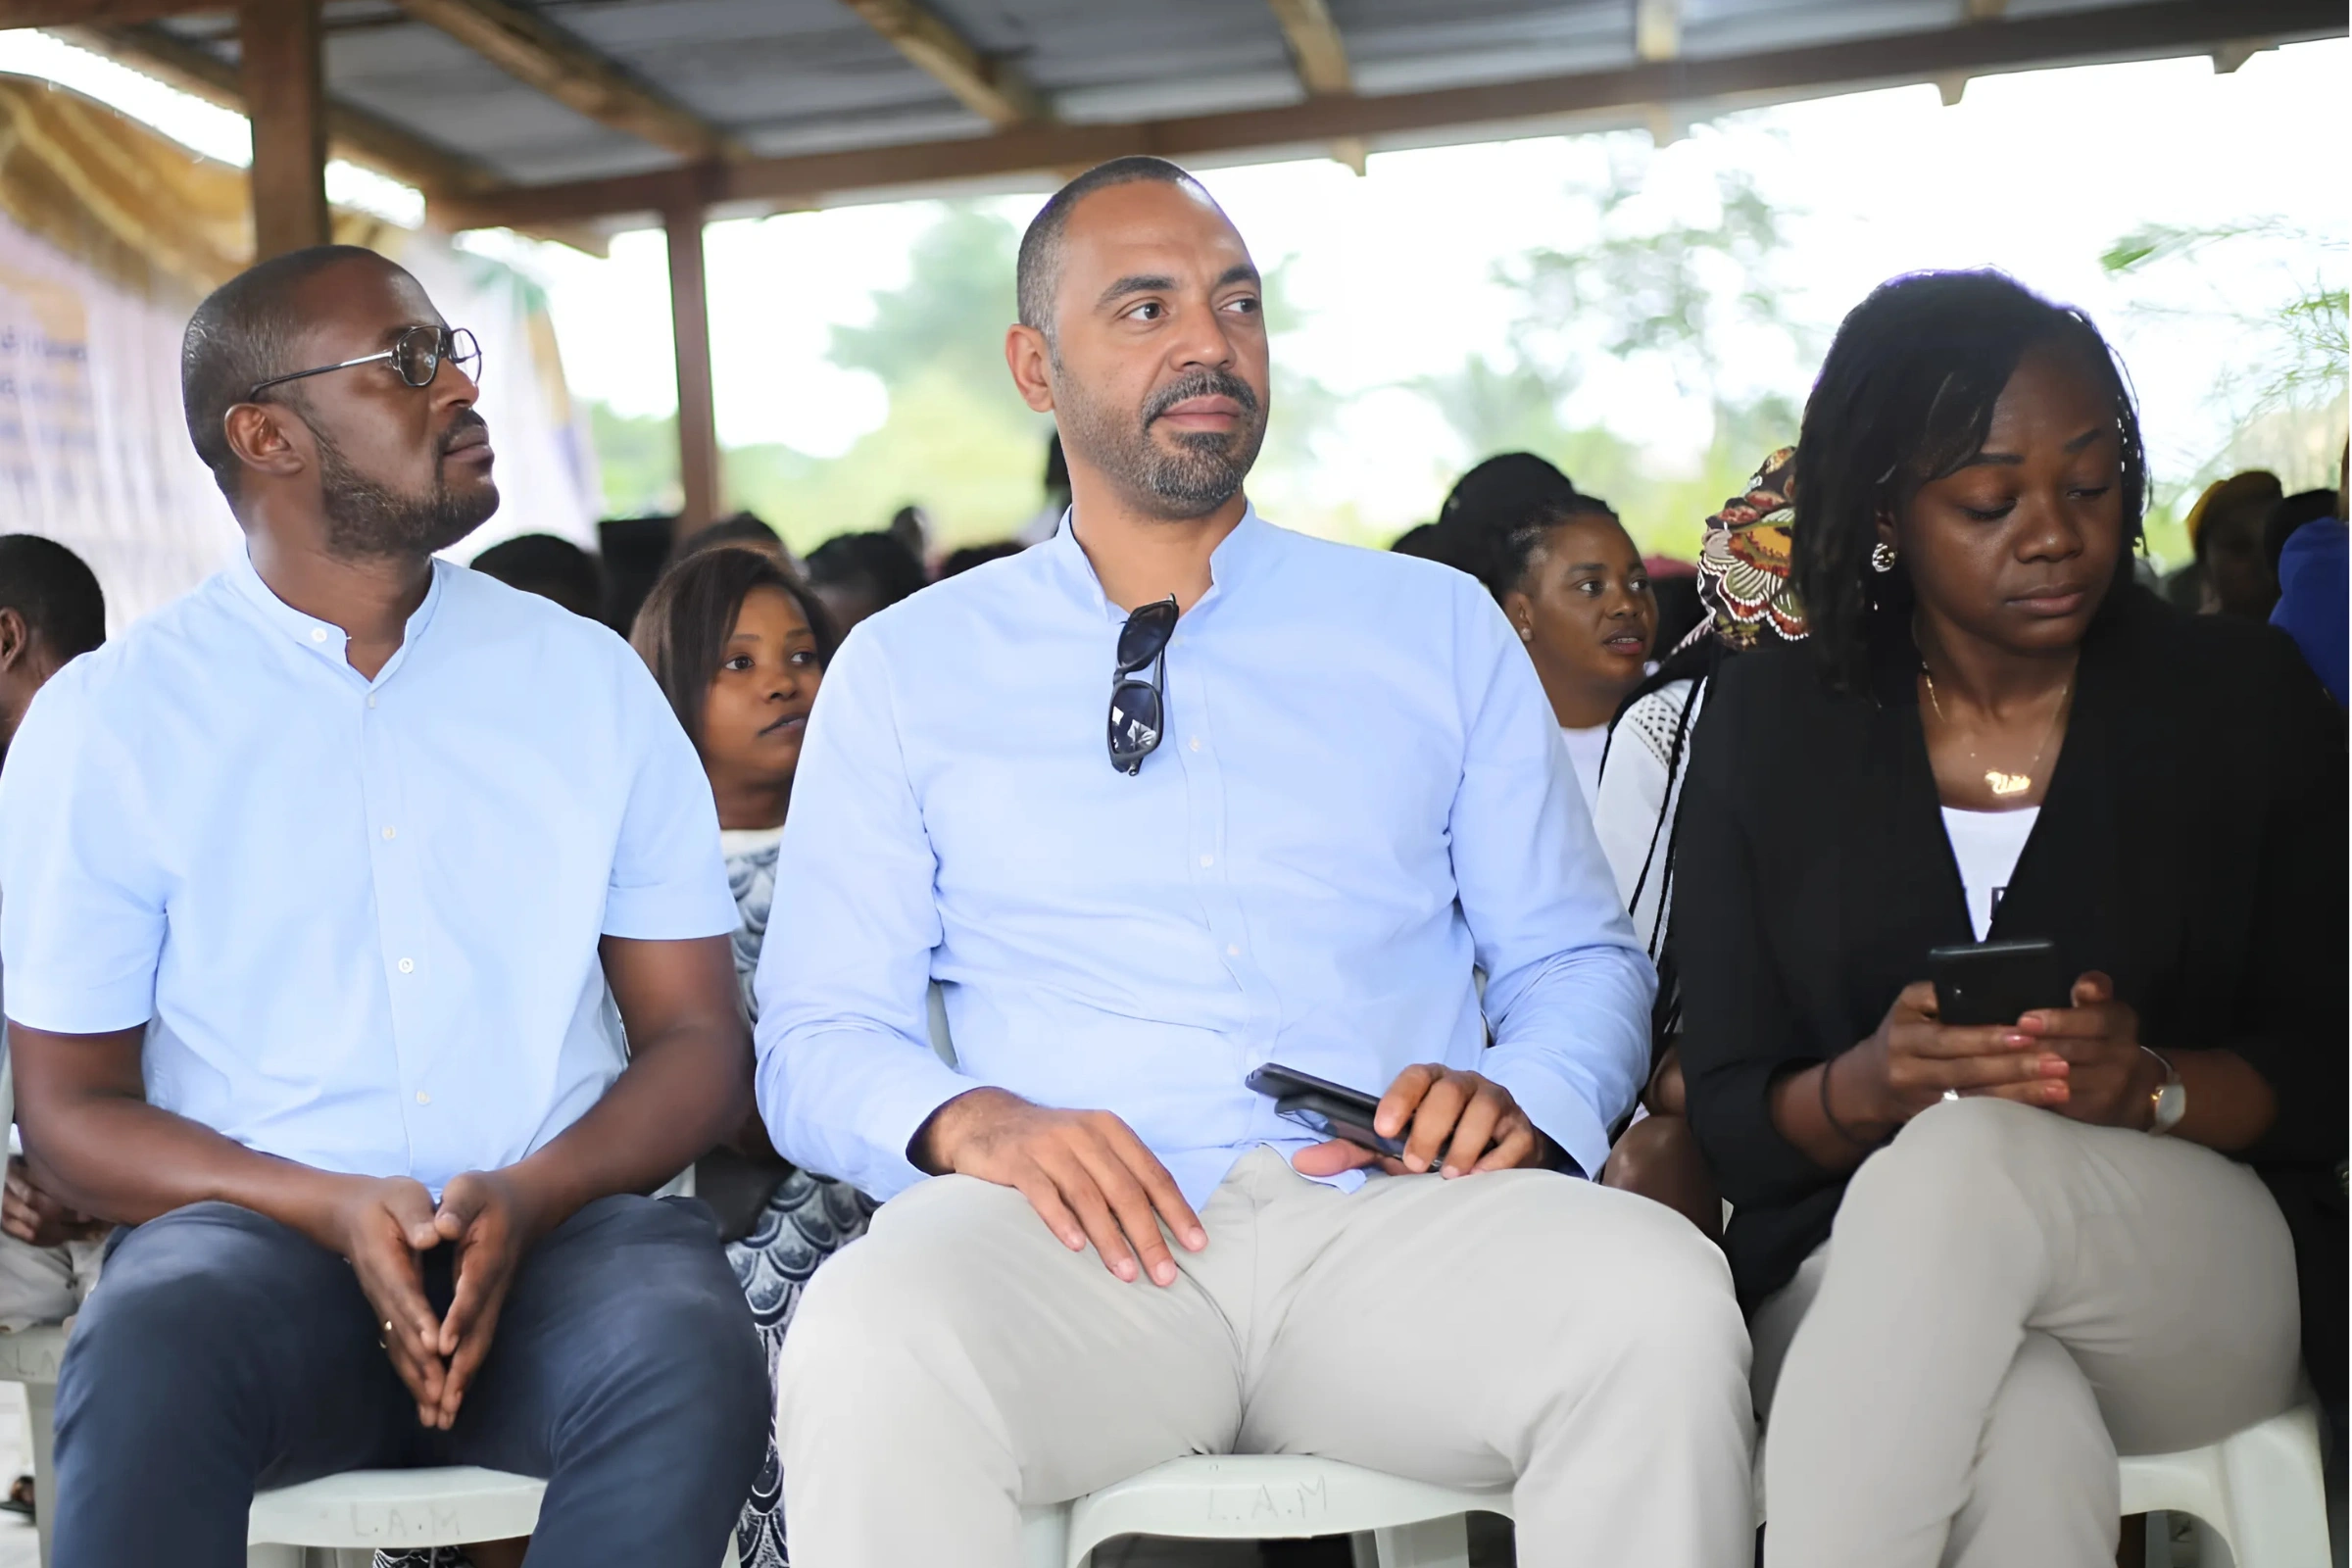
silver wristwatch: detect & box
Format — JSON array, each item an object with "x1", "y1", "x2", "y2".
[{"x1": 2141, "y1": 1046, "x2": 2184, "y2": 1135}]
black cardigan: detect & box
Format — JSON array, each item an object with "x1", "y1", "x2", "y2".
[{"x1": 1673, "y1": 588, "x2": 2346, "y2": 1394}]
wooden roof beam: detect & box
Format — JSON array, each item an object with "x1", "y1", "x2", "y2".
[
  {"x1": 63, "y1": 21, "x2": 613, "y2": 253},
  {"x1": 1264, "y1": 0, "x2": 1365, "y2": 173},
  {"x1": 393, "y1": 0, "x2": 743, "y2": 162},
  {"x1": 836, "y1": 0, "x2": 1043, "y2": 127},
  {"x1": 430, "y1": 0, "x2": 2346, "y2": 231},
  {"x1": 1266, "y1": 0, "x2": 1351, "y2": 94},
  {"x1": 1635, "y1": 0, "x2": 1682, "y2": 64},
  {"x1": 0, "y1": 0, "x2": 214, "y2": 24}
]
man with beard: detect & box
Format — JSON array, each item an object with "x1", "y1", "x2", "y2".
[
  {"x1": 0, "y1": 246, "x2": 765, "y2": 1567},
  {"x1": 759, "y1": 159, "x2": 1753, "y2": 1565}
]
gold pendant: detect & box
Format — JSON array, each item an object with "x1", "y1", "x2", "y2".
[{"x1": 1985, "y1": 769, "x2": 2032, "y2": 798}]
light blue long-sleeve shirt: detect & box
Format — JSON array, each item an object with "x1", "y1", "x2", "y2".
[{"x1": 755, "y1": 509, "x2": 1654, "y2": 1203}]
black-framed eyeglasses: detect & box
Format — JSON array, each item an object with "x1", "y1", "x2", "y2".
[
  {"x1": 247, "y1": 325, "x2": 482, "y2": 402},
  {"x1": 1107, "y1": 595, "x2": 1177, "y2": 775}
]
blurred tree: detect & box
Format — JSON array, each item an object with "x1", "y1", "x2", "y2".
[
  {"x1": 589, "y1": 402, "x2": 680, "y2": 516},
  {"x1": 2102, "y1": 218, "x2": 2347, "y2": 567},
  {"x1": 1411, "y1": 160, "x2": 1810, "y2": 559},
  {"x1": 828, "y1": 204, "x2": 1033, "y2": 407},
  {"x1": 1505, "y1": 163, "x2": 1800, "y2": 399}
]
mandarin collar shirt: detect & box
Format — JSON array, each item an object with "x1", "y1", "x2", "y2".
[
  {"x1": 0, "y1": 552, "x2": 737, "y2": 1195},
  {"x1": 755, "y1": 509, "x2": 1654, "y2": 1203}
]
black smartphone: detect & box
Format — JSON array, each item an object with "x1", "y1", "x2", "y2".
[
  {"x1": 1245, "y1": 1061, "x2": 1407, "y2": 1159},
  {"x1": 1928, "y1": 938, "x2": 2074, "y2": 1027}
]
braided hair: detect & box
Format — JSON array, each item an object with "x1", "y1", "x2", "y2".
[
  {"x1": 1466, "y1": 492, "x2": 1623, "y2": 606},
  {"x1": 1791, "y1": 270, "x2": 2146, "y2": 695}
]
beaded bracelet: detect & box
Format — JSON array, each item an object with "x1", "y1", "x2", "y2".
[{"x1": 1818, "y1": 1053, "x2": 1881, "y2": 1150}]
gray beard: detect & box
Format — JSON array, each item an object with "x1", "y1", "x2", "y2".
[
  {"x1": 1056, "y1": 368, "x2": 1267, "y2": 520},
  {"x1": 314, "y1": 426, "x2": 497, "y2": 561}
]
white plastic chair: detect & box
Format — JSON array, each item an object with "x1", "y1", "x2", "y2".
[
  {"x1": 0, "y1": 1323, "x2": 65, "y2": 1567},
  {"x1": 246, "y1": 1467, "x2": 741, "y2": 1567},
  {"x1": 1749, "y1": 1396, "x2": 2331, "y2": 1568},
  {"x1": 2116, "y1": 1397, "x2": 2332, "y2": 1568},
  {"x1": 1019, "y1": 1453, "x2": 1509, "y2": 1568},
  {"x1": 246, "y1": 1467, "x2": 547, "y2": 1567}
]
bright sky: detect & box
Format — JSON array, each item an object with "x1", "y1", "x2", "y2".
[
  {"x1": 0, "y1": 28, "x2": 2341, "y2": 537},
  {"x1": 502, "y1": 37, "x2": 2346, "y2": 521}
]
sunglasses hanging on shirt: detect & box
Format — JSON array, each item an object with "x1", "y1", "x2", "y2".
[{"x1": 1107, "y1": 596, "x2": 1177, "y2": 775}]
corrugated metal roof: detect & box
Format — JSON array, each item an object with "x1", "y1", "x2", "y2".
[{"x1": 137, "y1": 0, "x2": 2328, "y2": 194}]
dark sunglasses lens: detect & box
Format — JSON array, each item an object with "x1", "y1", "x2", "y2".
[
  {"x1": 1107, "y1": 679, "x2": 1162, "y2": 769},
  {"x1": 1116, "y1": 600, "x2": 1177, "y2": 672},
  {"x1": 393, "y1": 328, "x2": 441, "y2": 387}
]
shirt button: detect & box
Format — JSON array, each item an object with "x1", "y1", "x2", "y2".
[
  {"x1": 1189, "y1": 737, "x2": 1201, "y2": 752},
  {"x1": 381, "y1": 826, "x2": 397, "y2": 840},
  {"x1": 397, "y1": 957, "x2": 415, "y2": 974},
  {"x1": 1200, "y1": 854, "x2": 1214, "y2": 867},
  {"x1": 1226, "y1": 943, "x2": 1242, "y2": 957},
  {"x1": 309, "y1": 627, "x2": 328, "y2": 643},
  {"x1": 416, "y1": 1091, "x2": 431, "y2": 1105},
  {"x1": 367, "y1": 695, "x2": 378, "y2": 710}
]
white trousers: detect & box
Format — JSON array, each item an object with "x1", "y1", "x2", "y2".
[
  {"x1": 778, "y1": 1146, "x2": 1756, "y2": 1566},
  {"x1": 1753, "y1": 1097, "x2": 2301, "y2": 1568}
]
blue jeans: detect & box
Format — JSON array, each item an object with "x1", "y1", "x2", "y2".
[{"x1": 51, "y1": 1193, "x2": 766, "y2": 1568}]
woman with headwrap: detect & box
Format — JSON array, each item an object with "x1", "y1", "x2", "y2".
[{"x1": 1592, "y1": 448, "x2": 1808, "y2": 1240}]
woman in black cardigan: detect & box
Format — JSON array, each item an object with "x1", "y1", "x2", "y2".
[{"x1": 1676, "y1": 270, "x2": 2344, "y2": 1568}]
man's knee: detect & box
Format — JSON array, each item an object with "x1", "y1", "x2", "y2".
[
  {"x1": 773, "y1": 1195, "x2": 1028, "y2": 1451},
  {"x1": 555, "y1": 1199, "x2": 767, "y2": 1452},
  {"x1": 60, "y1": 1203, "x2": 337, "y2": 1440},
  {"x1": 1486, "y1": 1178, "x2": 1747, "y2": 1392},
  {"x1": 1596, "y1": 1191, "x2": 1748, "y2": 1372}
]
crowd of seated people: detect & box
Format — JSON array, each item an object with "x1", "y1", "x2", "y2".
[{"x1": 0, "y1": 152, "x2": 2335, "y2": 1568}]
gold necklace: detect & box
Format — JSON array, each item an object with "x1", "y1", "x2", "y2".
[{"x1": 1921, "y1": 667, "x2": 2073, "y2": 800}]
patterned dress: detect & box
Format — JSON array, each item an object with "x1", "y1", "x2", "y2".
[
  {"x1": 375, "y1": 831, "x2": 876, "y2": 1568},
  {"x1": 717, "y1": 830, "x2": 878, "y2": 1568}
]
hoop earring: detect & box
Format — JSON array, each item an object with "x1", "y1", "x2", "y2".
[{"x1": 1870, "y1": 541, "x2": 1898, "y2": 574}]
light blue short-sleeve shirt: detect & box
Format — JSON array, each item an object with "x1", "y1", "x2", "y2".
[{"x1": 0, "y1": 552, "x2": 737, "y2": 1194}]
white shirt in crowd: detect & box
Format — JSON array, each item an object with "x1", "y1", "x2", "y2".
[
  {"x1": 0, "y1": 553, "x2": 736, "y2": 1196},
  {"x1": 1590, "y1": 677, "x2": 1705, "y2": 950},
  {"x1": 1939, "y1": 806, "x2": 2040, "y2": 942}
]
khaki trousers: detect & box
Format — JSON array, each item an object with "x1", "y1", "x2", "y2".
[
  {"x1": 778, "y1": 1146, "x2": 1755, "y2": 1566},
  {"x1": 1752, "y1": 1097, "x2": 2301, "y2": 1568},
  {"x1": 0, "y1": 1232, "x2": 103, "y2": 1332}
]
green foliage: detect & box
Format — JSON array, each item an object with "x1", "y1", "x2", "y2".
[
  {"x1": 827, "y1": 205, "x2": 1030, "y2": 406},
  {"x1": 2101, "y1": 216, "x2": 2348, "y2": 556},
  {"x1": 1410, "y1": 159, "x2": 1808, "y2": 560},
  {"x1": 589, "y1": 401, "x2": 680, "y2": 516},
  {"x1": 724, "y1": 368, "x2": 1050, "y2": 555},
  {"x1": 1506, "y1": 164, "x2": 1801, "y2": 397}
]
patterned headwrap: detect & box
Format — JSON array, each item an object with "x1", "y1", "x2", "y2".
[{"x1": 1688, "y1": 445, "x2": 1806, "y2": 652}]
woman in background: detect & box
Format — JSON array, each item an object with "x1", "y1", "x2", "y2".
[
  {"x1": 632, "y1": 546, "x2": 874, "y2": 1568},
  {"x1": 1590, "y1": 449, "x2": 1806, "y2": 1240},
  {"x1": 1470, "y1": 493, "x2": 1658, "y2": 806},
  {"x1": 1678, "y1": 270, "x2": 2341, "y2": 1566}
]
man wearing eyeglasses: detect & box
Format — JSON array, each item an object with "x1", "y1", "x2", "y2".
[
  {"x1": 0, "y1": 245, "x2": 765, "y2": 1567},
  {"x1": 760, "y1": 160, "x2": 1753, "y2": 1565}
]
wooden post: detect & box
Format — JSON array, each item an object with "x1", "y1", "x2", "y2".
[
  {"x1": 240, "y1": 0, "x2": 330, "y2": 259},
  {"x1": 664, "y1": 204, "x2": 720, "y2": 537}
]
